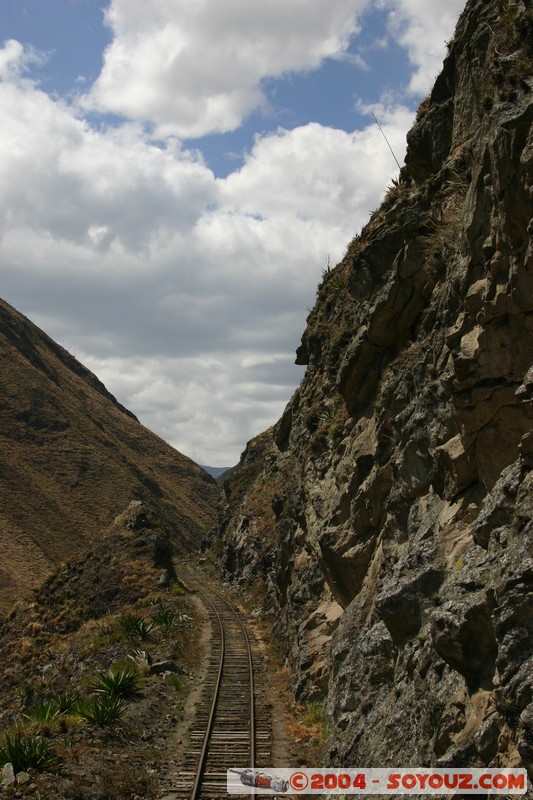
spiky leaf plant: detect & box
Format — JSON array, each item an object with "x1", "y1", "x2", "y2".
[
  {"x1": 0, "y1": 731, "x2": 58, "y2": 772},
  {"x1": 77, "y1": 695, "x2": 128, "y2": 726},
  {"x1": 127, "y1": 650, "x2": 152, "y2": 675},
  {"x1": 88, "y1": 667, "x2": 141, "y2": 699},
  {"x1": 53, "y1": 690, "x2": 81, "y2": 714},
  {"x1": 22, "y1": 699, "x2": 61, "y2": 723},
  {"x1": 118, "y1": 613, "x2": 157, "y2": 640},
  {"x1": 152, "y1": 606, "x2": 178, "y2": 630}
]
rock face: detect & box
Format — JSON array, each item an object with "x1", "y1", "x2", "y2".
[
  {"x1": 0, "y1": 298, "x2": 219, "y2": 611},
  {"x1": 214, "y1": 0, "x2": 533, "y2": 776}
]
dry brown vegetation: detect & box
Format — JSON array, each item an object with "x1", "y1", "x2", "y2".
[
  {"x1": 0, "y1": 298, "x2": 219, "y2": 612},
  {"x1": 0, "y1": 505, "x2": 203, "y2": 800}
]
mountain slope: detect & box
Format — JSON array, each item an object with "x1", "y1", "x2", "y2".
[
  {"x1": 0, "y1": 298, "x2": 219, "y2": 611},
  {"x1": 0, "y1": 501, "x2": 202, "y2": 799},
  {"x1": 214, "y1": 0, "x2": 533, "y2": 777}
]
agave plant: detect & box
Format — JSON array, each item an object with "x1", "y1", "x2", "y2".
[
  {"x1": 147, "y1": 597, "x2": 166, "y2": 608},
  {"x1": 22, "y1": 699, "x2": 61, "y2": 723},
  {"x1": 152, "y1": 606, "x2": 178, "y2": 630},
  {"x1": 77, "y1": 695, "x2": 128, "y2": 726},
  {"x1": 53, "y1": 689, "x2": 81, "y2": 714},
  {"x1": 0, "y1": 731, "x2": 58, "y2": 773},
  {"x1": 118, "y1": 613, "x2": 157, "y2": 640},
  {"x1": 127, "y1": 649, "x2": 152, "y2": 675},
  {"x1": 88, "y1": 667, "x2": 141, "y2": 699}
]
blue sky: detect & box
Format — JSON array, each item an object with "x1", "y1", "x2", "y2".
[
  {"x1": 1, "y1": 1, "x2": 110, "y2": 93},
  {"x1": 3, "y1": 0, "x2": 412, "y2": 175},
  {"x1": 0, "y1": 0, "x2": 464, "y2": 465}
]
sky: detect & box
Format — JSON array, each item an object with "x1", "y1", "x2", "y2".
[{"x1": 0, "y1": 0, "x2": 464, "y2": 467}]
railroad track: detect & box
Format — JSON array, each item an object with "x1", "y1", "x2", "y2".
[{"x1": 163, "y1": 570, "x2": 271, "y2": 799}]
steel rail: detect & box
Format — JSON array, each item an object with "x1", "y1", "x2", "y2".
[
  {"x1": 184, "y1": 573, "x2": 256, "y2": 800},
  {"x1": 189, "y1": 586, "x2": 225, "y2": 800},
  {"x1": 203, "y1": 581, "x2": 256, "y2": 769}
]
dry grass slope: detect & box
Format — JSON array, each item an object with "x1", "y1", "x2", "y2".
[
  {"x1": 0, "y1": 503, "x2": 204, "y2": 800},
  {"x1": 0, "y1": 298, "x2": 220, "y2": 611}
]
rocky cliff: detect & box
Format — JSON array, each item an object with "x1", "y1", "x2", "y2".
[
  {"x1": 215, "y1": 0, "x2": 533, "y2": 777},
  {"x1": 0, "y1": 298, "x2": 219, "y2": 611}
]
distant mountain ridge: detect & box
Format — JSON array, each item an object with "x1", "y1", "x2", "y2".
[
  {"x1": 0, "y1": 298, "x2": 220, "y2": 611},
  {"x1": 202, "y1": 465, "x2": 234, "y2": 479}
]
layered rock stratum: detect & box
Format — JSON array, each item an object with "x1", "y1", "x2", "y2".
[
  {"x1": 215, "y1": 0, "x2": 533, "y2": 777},
  {"x1": 0, "y1": 298, "x2": 219, "y2": 611}
]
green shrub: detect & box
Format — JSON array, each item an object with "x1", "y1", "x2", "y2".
[
  {"x1": 77, "y1": 695, "x2": 128, "y2": 726},
  {"x1": 118, "y1": 613, "x2": 157, "y2": 640},
  {"x1": 165, "y1": 673, "x2": 184, "y2": 692},
  {"x1": 54, "y1": 690, "x2": 81, "y2": 714},
  {"x1": 22, "y1": 689, "x2": 82, "y2": 723},
  {"x1": 302, "y1": 701, "x2": 326, "y2": 726},
  {"x1": 152, "y1": 606, "x2": 178, "y2": 630},
  {"x1": 88, "y1": 667, "x2": 141, "y2": 699},
  {"x1": 0, "y1": 731, "x2": 58, "y2": 773},
  {"x1": 147, "y1": 596, "x2": 166, "y2": 608},
  {"x1": 22, "y1": 699, "x2": 61, "y2": 723}
]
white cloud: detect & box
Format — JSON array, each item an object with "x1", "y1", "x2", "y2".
[
  {"x1": 5, "y1": 0, "x2": 462, "y2": 467},
  {"x1": 83, "y1": 0, "x2": 369, "y2": 137},
  {"x1": 0, "y1": 38, "x2": 46, "y2": 82},
  {"x1": 0, "y1": 79, "x2": 216, "y2": 251},
  {"x1": 0, "y1": 40, "x2": 417, "y2": 464},
  {"x1": 221, "y1": 113, "x2": 412, "y2": 224},
  {"x1": 78, "y1": 352, "x2": 302, "y2": 467},
  {"x1": 378, "y1": 0, "x2": 465, "y2": 94},
  {"x1": 81, "y1": 0, "x2": 465, "y2": 134}
]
